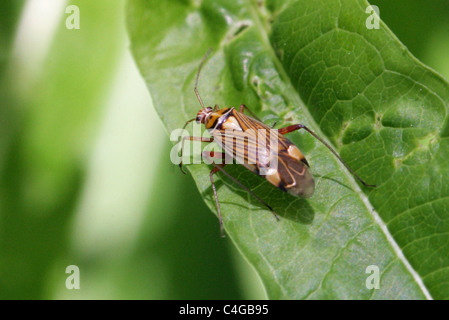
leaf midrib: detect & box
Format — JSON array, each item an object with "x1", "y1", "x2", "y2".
[{"x1": 245, "y1": 0, "x2": 433, "y2": 299}]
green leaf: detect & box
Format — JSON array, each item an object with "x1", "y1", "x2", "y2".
[{"x1": 127, "y1": 0, "x2": 449, "y2": 299}]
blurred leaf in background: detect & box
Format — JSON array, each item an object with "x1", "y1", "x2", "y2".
[
  {"x1": 369, "y1": 0, "x2": 449, "y2": 80},
  {"x1": 0, "y1": 0, "x2": 448, "y2": 300},
  {"x1": 1, "y1": 0, "x2": 126, "y2": 298},
  {"x1": 0, "y1": 0, "x2": 25, "y2": 176}
]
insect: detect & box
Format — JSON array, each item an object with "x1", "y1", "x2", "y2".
[{"x1": 179, "y1": 50, "x2": 375, "y2": 236}]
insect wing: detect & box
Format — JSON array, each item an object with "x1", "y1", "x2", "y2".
[{"x1": 210, "y1": 109, "x2": 277, "y2": 172}]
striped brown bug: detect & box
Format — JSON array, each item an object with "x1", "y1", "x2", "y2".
[{"x1": 179, "y1": 50, "x2": 375, "y2": 236}]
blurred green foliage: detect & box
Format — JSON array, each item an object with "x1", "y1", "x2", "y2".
[{"x1": 0, "y1": 0, "x2": 448, "y2": 299}]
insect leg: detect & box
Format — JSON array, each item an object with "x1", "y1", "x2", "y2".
[
  {"x1": 278, "y1": 124, "x2": 376, "y2": 187},
  {"x1": 201, "y1": 151, "x2": 227, "y2": 236},
  {"x1": 239, "y1": 104, "x2": 276, "y2": 127},
  {"x1": 238, "y1": 104, "x2": 263, "y2": 122},
  {"x1": 203, "y1": 151, "x2": 280, "y2": 224},
  {"x1": 210, "y1": 164, "x2": 226, "y2": 237},
  {"x1": 179, "y1": 136, "x2": 214, "y2": 174}
]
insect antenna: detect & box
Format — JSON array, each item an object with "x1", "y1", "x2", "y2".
[{"x1": 194, "y1": 48, "x2": 213, "y2": 108}]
